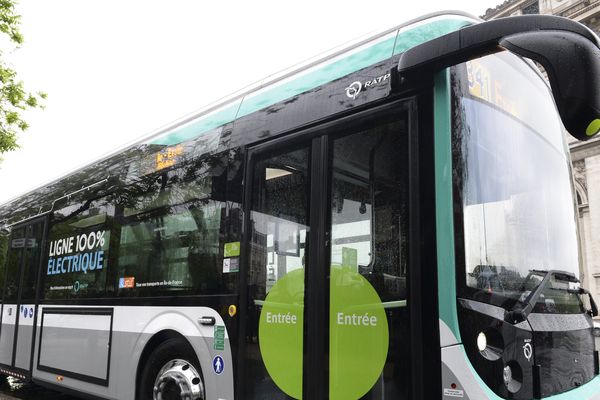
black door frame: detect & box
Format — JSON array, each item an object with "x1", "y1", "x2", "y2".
[{"x1": 236, "y1": 96, "x2": 438, "y2": 400}]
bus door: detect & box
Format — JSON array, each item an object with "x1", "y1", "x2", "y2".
[
  {"x1": 239, "y1": 103, "x2": 416, "y2": 399},
  {"x1": 0, "y1": 218, "x2": 45, "y2": 376}
]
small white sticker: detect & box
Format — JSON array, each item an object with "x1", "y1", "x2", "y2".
[
  {"x1": 443, "y1": 388, "x2": 464, "y2": 398},
  {"x1": 223, "y1": 258, "x2": 231, "y2": 273}
]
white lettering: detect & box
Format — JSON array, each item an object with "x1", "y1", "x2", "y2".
[
  {"x1": 87, "y1": 232, "x2": 96, "y2": 250},
  {"x1": 266, "y1": 312, "x2": 297, "y2": 325},
  {"x1": 336, "y1": 312, "x2": 377, "y2": 327}
]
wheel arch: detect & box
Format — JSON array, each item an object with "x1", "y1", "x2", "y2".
[{"x1": 134, "y1": 329, "x2": 203, "y2": 400}]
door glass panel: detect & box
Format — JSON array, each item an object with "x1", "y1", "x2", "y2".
[
  {"x1": 20, "y1": 221, "x2": 44, "y2": 302},
  {"x1": 0, "y1": 229, "x2": 10, "y2": 301},
  {"x1": 4, "y1": 227, "x2": 26, "y2": 303},
  {"x1": 0, "y1": 227, "x2": 25, "y2": 366},
  {"x1": 329, "y1": 120, "x2": 410, "y2": 399},
  {"x1": 245, "y1": 147, "x2": 310, "y2": 399},
  {"x1": 14, "y1": 220, "x2": 44, "y2": 371}
]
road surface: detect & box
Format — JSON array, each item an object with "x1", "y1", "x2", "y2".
[{"x1": 0, "y1": 377, "x2": 78, "y2": 399}]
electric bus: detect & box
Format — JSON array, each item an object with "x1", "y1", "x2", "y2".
[{"x1": 0, "y1": 10, "x2": 599, "y2": 400}]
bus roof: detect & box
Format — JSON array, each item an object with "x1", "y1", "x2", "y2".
[{"x1": 144, "y1": 11, "x2": 476, "y2": 147}]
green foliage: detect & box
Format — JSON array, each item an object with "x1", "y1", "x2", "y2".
[{"x1": 0, "y1": 0, "x2": 45, "y2": 155}]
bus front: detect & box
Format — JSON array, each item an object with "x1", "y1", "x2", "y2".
[
  {"x1": 398, "y1": 15, "x2": 600, "y2": 400},
  {"x1": 452, "y1": 52, "x2": 596, "y2": 399}
]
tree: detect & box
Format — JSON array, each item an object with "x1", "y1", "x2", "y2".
[{"x1": 0, "y1": 0, "x2": 45, "y2": 156}]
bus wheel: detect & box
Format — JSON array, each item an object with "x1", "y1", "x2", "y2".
[{"x1": 139, "y1": 338, "x2": 205, "y2": 400}]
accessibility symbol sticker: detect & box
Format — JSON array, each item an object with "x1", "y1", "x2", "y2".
[{"x1": 212, "y1": 355, "x2": 224, "y2": 375}]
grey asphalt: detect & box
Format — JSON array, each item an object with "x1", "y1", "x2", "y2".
[{"x1": 0, "y1": 377, "x2": 79, "y2": 400}]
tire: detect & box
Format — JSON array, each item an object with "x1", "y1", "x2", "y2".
[{"x1": 138, "y1": 337, "x2": 205, "y2": 400}]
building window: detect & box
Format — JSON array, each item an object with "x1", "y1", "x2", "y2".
[{"x1": 522, "y1": 2, "x2": 540, "y2": 15}]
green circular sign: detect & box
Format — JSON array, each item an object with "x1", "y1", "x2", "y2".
[
  {"x1": 258, "y1": 267, "x2": 388, "y2": 400},
  {"x1": 329, "y1": 267, "x2": 389, "y2": 400},
  {"x1": 258, "y1": 268, "x2": 304, "y2": 399}
]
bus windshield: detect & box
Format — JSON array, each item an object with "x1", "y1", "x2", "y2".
[{"x1": 452, "y1": 52, "x2": 582, "y2": 313}]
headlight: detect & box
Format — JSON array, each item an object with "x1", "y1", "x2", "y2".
[
  {"x1": 477, "y1": 329, "x2": 503, "y2": 361},
  {"x1": 477, "y1": 332, "x2": 487, "y2": 352}
]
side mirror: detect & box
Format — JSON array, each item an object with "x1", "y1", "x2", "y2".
[{"x1": 398, "y1": 15, "x2": 600, "y2": 141}]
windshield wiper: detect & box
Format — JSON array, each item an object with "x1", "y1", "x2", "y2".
[{"x1": 505, "y1": 270, "x2": 582, "y2": 323}]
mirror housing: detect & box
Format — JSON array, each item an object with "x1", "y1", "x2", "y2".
[{"x1": 398, "y1": 15, "x2": 600, "y2": 141}]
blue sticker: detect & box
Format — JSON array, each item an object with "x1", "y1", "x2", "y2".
[
  {"x1": 20, "y1": 305, "x2": 23, "y2": 313},
  {"x1": 29, "y1": 308, "x2": 33, "y2": 318},
  {"x1": 212, "y1": 355, "x2": 224, "y2": 375},
  {"x1": 118, "y1": 278, "x2": 125, "y2": 289}
]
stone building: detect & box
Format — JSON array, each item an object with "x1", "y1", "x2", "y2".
[{"x1": 483, "y1": 0, "x2": 600, "y2": 299}]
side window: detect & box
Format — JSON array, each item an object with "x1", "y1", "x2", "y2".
[
  {"x1": 20, "y1": 221, "x2": 45, "y2": 302},
  {"x1": 0, "y1": 228, "x2": 10, "y2": 300},
  {"x1": 331, "y1": 126, "x2": 408, "y2": 300},
  {"x1": 44, "y1": 200, "x2": 113, "y2": 299},
  {"x1": 116, "y1": 152, "x2": 238, "y2": 296},
  {"x1": 4, "y1": 227, "x2": 25, "y2": 303}
]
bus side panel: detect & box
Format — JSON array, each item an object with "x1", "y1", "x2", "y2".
[
  {"x1": 0, "y1": 304, "x2": 16, "y2": 366},
  {"x1": 31, "y1": 305, "x2": 233, "y2": 400},
  {"x1": 37, "y1": 309, "x2": 112, "y2": 383},
  {"x1": 134, "y1": 306, "x2": 234, "y2": 400},
  {"x1": 13, "y1": 303, "x2": 35, "y2": 370}
]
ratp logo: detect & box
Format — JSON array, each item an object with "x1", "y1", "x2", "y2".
[
  {"x1": 345, "y1": 73, "x2": 391, "y2": 100},
  {"x1": 345, "y1": 81, "x2": 362, "y2": 100},
  {"x1": 523, "y1": 342, "x2": 533, "y2": 362}
]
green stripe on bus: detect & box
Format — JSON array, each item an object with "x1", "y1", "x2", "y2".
[
  {"x1": 235, "y1": 36, "x2": 396, "y2": 118},
  {"x1": 150, "y1": 101, "x2": 242, "y2": 146},
  {"x1": 392, "y1": 19, "x2": 470, "y2": 55},
  {"x1": 433, "y1": 69, "x2": 462, "y2": 342},
  {"x1": 150, "y1": 18, "x2": 472, "y2": 147}
]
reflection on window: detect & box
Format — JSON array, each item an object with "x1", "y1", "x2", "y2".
[
  {"x1": 331, "y1": 128, "x2": 408, "y2": 302},
  {"x1": 249, "y1": 148, "x2": 309, "y2": 299},
  {"x1": 45, "y1": 200, "x2": 112, "y2": 299},
  {"x1": 330, "y1": 120, "x2": 410, "y2": 399},
  {"x1": 116, "y1": 152, "x2": 237, "y2": 296},
  {"x1": 453, "y1": 53, "x2": 581, "y2": 312},
  {"x1": 3, "y1": 227, "x2": 24, "y2": 302},
  {"x1": 42, "y1": 150, "x2": 241, "y2": 299},
  {"x1": 0, "y1": 230, "x2": 9, "y2": 300},
  {"x1": 245, "y1": 147, "x2": 310, "y2": 399}
]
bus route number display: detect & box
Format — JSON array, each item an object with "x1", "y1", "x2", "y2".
[{"x1": 47, "y1": 230, "x2": 108, "y2": 276}]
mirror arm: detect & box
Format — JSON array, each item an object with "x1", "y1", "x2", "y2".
[{"x1": 398, "y1": 14, "x2": 600, "y2": 141}]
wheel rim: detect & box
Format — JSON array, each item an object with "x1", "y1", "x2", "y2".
[{"x1": 153, "y1": 359, "x2": 204, "y2": 400}]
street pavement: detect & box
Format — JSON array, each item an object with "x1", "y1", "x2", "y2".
[{"x1": 0, "y1": 377, "x2": 79, "y2": 399}]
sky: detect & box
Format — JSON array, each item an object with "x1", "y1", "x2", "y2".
[{"x1": 0, "y1": 0, "x2": 500, "y2": 204}]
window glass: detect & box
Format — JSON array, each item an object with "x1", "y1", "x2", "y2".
[
  {"x1": 452, "y1": 52, "x2": 581, "y2": 312},
  {"x1": 244, "y1": 146, "x2": 310, "y2": 399},
  {"x1": 115, "y1": 152, "x2": 237, "y2": 296},
  {"x1": 44, "y1": 200, "x2": 113, "y2": 299},
  {"x1": 330, "y1": 120, "x2": 409, "y2": 399},
  {"x1": 4, "y1": 227, "x2": 25, "y2": 302},
  {"x1": 0, "y1": 229, "x2": 9, "y2": 300},
  {"x1": 20, "y1": 221, "x2": 44, "y2": 301}
]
